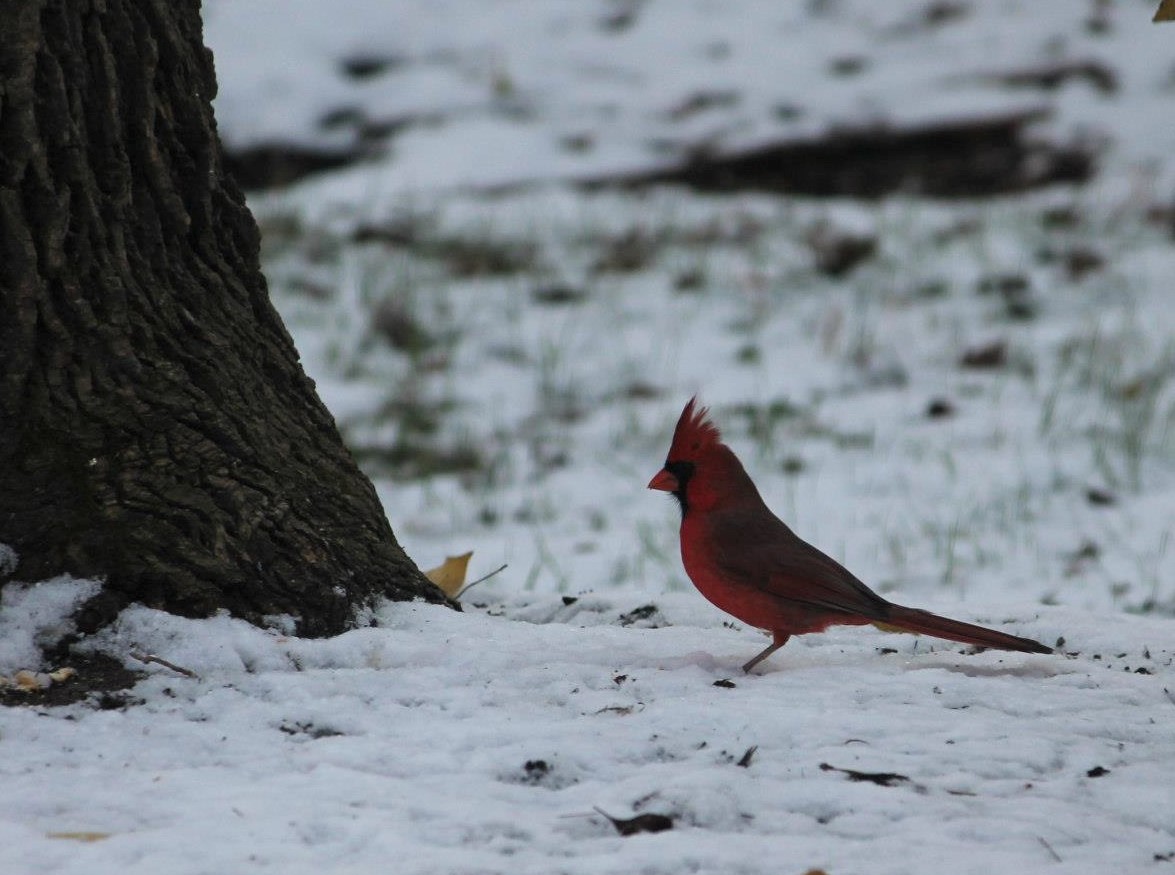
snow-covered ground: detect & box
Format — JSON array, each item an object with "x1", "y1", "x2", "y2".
[
  {"x1": 3, "y1": 592, "x2": 1173, "y2": 874},
  {"x1": 4, "y1": 1, "x2": 1175, "y2": 873}
]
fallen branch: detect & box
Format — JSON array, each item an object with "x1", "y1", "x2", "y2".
[{"x1": 130, "y1": 651, "x2": 199, "y2": 679}]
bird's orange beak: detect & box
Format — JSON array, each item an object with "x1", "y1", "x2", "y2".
[{"x1": 647, "y1": 468, "x2": 677, "y2": 492}]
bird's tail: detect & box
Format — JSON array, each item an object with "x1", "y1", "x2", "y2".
[{"x1": 879, "y1": 605, "x2": 1052, "y2": 654}]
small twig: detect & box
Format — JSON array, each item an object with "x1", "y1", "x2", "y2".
[
  {"x1": 1163, "y1": 687, "x2": 1175, "y2": 707},
  {"x1": 130, "y1": 651, "x2": 199, "y2": 679},
  {"x1": 1038, "y1": 837, "x2": 1063, "y2": 863},
  {"x1": 455, "y1": 563, "x2": 508, "y2": 599}
]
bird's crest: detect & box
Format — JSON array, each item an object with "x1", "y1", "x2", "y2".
[{"x1": 668, "y1": 396, "x2": 722, "y2": 460}]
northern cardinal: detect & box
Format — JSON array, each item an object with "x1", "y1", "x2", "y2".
[{"x1": 649, "y1": 398, "x2": 1052, "y2": 672}]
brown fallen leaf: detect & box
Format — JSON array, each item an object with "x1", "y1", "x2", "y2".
[
  {"x1": 960, "y1": 339, "x2": 1007, "y2": 369},
  {"x1": 820, "y1": 762, "x2": 911, "y2": 787},
  {"x1": 424, "y1": 551, "x2": 473, "y2": 598},
  {"x1": 593, "y1": 807, "x2": 674, "y2": 836}
]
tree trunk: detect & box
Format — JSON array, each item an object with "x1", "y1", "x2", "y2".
[{"x1": 0, "y1": 0, "x2": 449, "y2": 636}]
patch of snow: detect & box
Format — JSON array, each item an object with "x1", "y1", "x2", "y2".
[
  {"x1": 204, "y1": 0, "x2": 1175, "y2": 196},
  {"x1": 0, "y1": 577, "x2": 101, "y2": 674},
  {"x1": 0, "y1": 543, "x2": 18, "y2": 577},
  {"x1": 3, "y1": 599, "x2": 1173, "y2": 873}
]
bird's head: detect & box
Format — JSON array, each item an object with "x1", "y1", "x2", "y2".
[{"x1": 648, "y1": 397, "x2": 757, "y2": 515}]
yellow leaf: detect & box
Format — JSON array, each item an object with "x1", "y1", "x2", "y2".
[
  {"x1": 424, "y1": 551, "x2": 473, "y2": 598},
  {"x1": 48, "y1": 832, "x2": 111, "y2": 842},
  {"x1": 14, "y1": 670, "x2": 46, "y2": 692},
  {"x1": 4, "y1": 667, "x2": 77, "y2": 691}
]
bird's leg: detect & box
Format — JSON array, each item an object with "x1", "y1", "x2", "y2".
[{"x1": 742, "y1": 632, "x2": 790, "y2": 673}]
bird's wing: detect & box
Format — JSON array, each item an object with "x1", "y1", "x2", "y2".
[{"x1": 708, "y1": 508, "x2": 891, "y2": 620}]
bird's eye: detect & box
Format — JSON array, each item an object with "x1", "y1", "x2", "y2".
[{"x1": 664, "y1": 460, "x2": 695, "y2": 488}]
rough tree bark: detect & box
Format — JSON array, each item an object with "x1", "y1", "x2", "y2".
[{"x1": 0, "y1": 0, "x2": 449, "y2": 636}]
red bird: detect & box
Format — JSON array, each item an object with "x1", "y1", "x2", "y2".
[{"x1": 649, "y1": 398, "x2": 1052, "y2": 672}]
